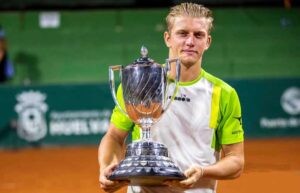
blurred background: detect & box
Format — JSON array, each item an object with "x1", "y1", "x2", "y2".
[{"x1": 0, "y1": 0, "x2": 299, "y2": 193}]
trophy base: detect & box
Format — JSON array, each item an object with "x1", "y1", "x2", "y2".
[
  {"x1": 110, "y1": 175, "x2": 184, "y2": 186},
  {"x1": 108, "y1": 140, "x2": 185, "y2": 186}
]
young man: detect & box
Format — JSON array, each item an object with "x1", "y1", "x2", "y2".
[{"x1": 99, "y1": 3, "x2": 244, "y2": 193}]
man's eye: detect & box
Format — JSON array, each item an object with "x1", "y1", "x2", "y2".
[
  {"x1": 195, "y1": 33, "x2": 205, "y2": 38},
  {"x1": 178, "y1": 31, "x2": 187, "y2": 36}
]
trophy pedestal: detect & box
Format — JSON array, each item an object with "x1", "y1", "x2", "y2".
[{"x1": 109, "y1": 141, "x2": 185, "y2": 186}]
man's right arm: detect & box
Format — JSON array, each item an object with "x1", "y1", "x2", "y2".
[{"x1": 98, "y1": 123, "x2": 129, "y2": 192}]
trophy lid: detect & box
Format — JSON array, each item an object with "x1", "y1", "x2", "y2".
[{"x1": 130, "y1": 46, "x2": 159, "y2": 66}]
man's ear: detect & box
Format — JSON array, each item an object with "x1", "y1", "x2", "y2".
[
  {"x1": 164, "y1": 31, "x2": 171, "y2": 48},
  {"x1": 205, "y1": 35, "x2": 212, "y2": 50}
]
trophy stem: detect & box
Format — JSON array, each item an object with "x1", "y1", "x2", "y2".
[{"x1": 141, "y1": 127, "x2": 151, "y2": 141}]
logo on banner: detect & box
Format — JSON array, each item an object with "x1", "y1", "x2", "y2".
[
  {"x1": 260, "y1": 86, "x2": 300, "y2": 129},
  {"x1": 15, "y1": 90, "x2": 48, "y2": 142},
  {"x1": 281, "y1": 87, "x2": 300, "y2": 115}
]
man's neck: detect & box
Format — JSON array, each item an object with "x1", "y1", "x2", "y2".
[
  {"x1": 169, "y1": 62, "x2": 202, "y2": 83},
  {"x1": 179, "y1": 63, "x2": 202, "y2": 82}
]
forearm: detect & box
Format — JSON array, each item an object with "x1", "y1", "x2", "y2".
[
  {"x1": 98, "y1": 132, "x2": 125, "y2": 170},
  {"x1": 203, "y1": 153, "x2": 244, "y2": 180}
]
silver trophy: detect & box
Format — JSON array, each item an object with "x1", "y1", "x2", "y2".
[{"x1": 108, "y1": 46, "x2": 185, "y2": 185}]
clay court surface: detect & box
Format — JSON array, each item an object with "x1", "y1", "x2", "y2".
[{"x1": 0, "y1": 138, "x2": 299, "y2": 193}]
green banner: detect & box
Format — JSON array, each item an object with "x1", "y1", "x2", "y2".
[
  {"x1": 0, "y1": 83, "x2": 114, "y2": 148},
  {"x1": 229, "y1": 78, "x2": 300, "y2": 138}
]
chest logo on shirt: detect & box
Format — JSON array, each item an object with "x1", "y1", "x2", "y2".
[{"x1": 168, "y1": 94, "x2": 191, "y2": 102}]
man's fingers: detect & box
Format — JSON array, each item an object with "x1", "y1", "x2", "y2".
[
  {"x1": 104, "y1": 163, "x2": 118, "y2": 177},
  {"x1": 99, "y1": 171, "x2": 116, "y2": 190},
  {"x1": 181, "y1": 165, "x2": 204, "y2": 188},
  {"x1": 180, "y1": 176, "x2": 197, "y2": 187},
  {"x1": 99, "y1": 164, "x2": 129, "y2": 193},
  {"x1": 100, "y1": 177, "x2": 115, "y2": 187},
  {"x1": 100, "y1": 179, "x2": 129, "y2": 192},
  {"x1": 184, "y1": 166, "x2": 197, "y2": 177},
  {"x1": 100, "y1": 175, "x2": 128, "y2": 188}
]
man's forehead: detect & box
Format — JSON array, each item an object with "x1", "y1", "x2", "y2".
[{"x1": 171, "y1": 16, "x2": 210, "y2": 32}]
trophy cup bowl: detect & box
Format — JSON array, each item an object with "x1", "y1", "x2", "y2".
[{"x1": 108, "y1": 46, "x2": 185, "y2": 185}]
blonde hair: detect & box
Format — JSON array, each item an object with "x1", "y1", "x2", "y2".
[{"x1": 166, "y1": 3, "x2": 214, "y2": 33}]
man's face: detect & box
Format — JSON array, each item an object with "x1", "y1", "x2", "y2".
[{"x1": 164, "y1": 16, "x2": 211, "y2": 67}]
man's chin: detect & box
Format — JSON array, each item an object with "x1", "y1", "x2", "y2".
[{"x1": 180, "y1": 58, "x2": 198, "y2": 67}]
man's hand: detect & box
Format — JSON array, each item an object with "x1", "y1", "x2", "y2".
[
  {"x1": 99, "y1": 163, "x2": 129, "y2": 193},
  {"x1": 164, "y1": 164, "x2": 204, "y2": 189}
]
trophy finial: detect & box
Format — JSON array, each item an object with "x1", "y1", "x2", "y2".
[{"x1": 141, "y1": 46, "x2": 148, "y2": 58}]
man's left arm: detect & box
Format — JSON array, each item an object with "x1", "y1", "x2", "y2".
[
  {"x1": 201, "y1": 142, "x2": 244, "y2": 179},
  {"x1": 201, "y1": 87, "x2": 245, "y2": 179},
  {"x1": 173, "y1": 142, "x2": 244, "y2": 189}
]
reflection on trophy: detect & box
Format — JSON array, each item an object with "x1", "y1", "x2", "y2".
[{"x1": 108, "y1": 46, "x2": 185, "y2": 185}]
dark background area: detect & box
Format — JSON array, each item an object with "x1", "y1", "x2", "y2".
[{"x1": 0, "y1": 0, "x2": 299, "y2": 10}]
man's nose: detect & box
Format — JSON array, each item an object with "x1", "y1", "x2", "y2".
[{"x1": 185, "y1": 35, "x2": 194, "y2": 46}]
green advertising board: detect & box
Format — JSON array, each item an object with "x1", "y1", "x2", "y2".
[
  {"x1": 0, "y1": 78, "x2": 300, "y2": 149},
  {"x1": 229, "y1": 78, "x2": 300, "y2": 138},
  {"x1": 0, "y1": 83, "x2": 114, "y2": 148}
]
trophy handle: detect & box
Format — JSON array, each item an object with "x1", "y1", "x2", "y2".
[
  {"x1": 109, "y1": 65, "x2": 128, "y2": 116},
  {"x1": 163, "y1": 58, "x2": 180, "y2": 111}
]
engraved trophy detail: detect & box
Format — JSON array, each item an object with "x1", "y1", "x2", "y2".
[{"x1": 108, "y1": 46, "x2": 185, "y2": 185}]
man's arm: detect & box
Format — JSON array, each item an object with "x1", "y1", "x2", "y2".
[
  {"x1": 166, "y1": 142, "x2": 244, "y2": 189},
  {"x1": 98, "y1": 123, "x2": 129, "y2": 192},
  {"x1": 202, "y1": 141, "x2": 244, "y2": 179}
]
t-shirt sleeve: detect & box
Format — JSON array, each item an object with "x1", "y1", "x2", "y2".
[
  {"x1": 217, "y1": 88, "x2": 244, "y2": 144},
  {"x1": 110, "y1": 84, "x2": 134, "y2": 131}
]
